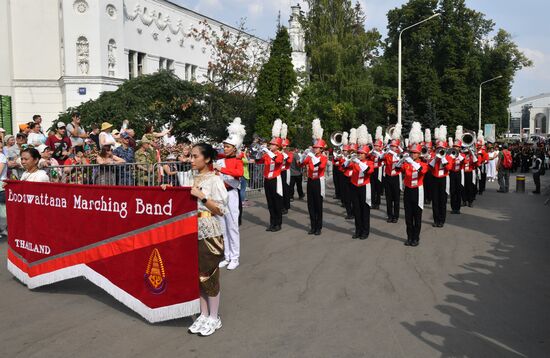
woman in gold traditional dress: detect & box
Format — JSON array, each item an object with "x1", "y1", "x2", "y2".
[{"x1": 187, "y1": 143, "x2": 228, "y2": 337}]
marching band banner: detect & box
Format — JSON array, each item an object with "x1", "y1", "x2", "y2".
[{"x1": 5, "y1": 181, "x2": 200, "y2": 323}]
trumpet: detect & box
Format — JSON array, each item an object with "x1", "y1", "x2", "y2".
[
  {"x1": 436, "y1": 148, "x2": 446, "y2": 158},
  {"x1": 447, "y1": 148, "x2": 459, "y2": 158},
  {"x1": 250, "y1": 142, "x2": 266, "y2": 160},
  {"x1": 421, "y1": 146, "x2": 430, "y2": 156}
]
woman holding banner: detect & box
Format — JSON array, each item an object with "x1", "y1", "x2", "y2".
[{"x1": 186, "y1": 143, "x2": 228, "y2": 337}]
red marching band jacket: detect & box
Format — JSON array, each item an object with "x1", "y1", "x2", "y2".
[
  {"x1": 477, "y1": 148, "x2": 489, "y2": 165},
  {"x1": 256, "y1": 152, "x2": 284, "y2": 179},
  {"x1": 301, "y1": 154, "x2": 328, "y2": 179},
  {"x1": 429, "y1": 155, "x2": 453, "y2": 178},
  {"x1": 383, "y1": 152, "x2": 401, "y2": 177},
  {"x1": 462, "y1": 151, "x2": 478, "y2": 173},
  {"x1": 449, "y1": 153, "x2": 465, "y2": 172},
  {"x1": 370, "y1": 151, "x2": 383, "y2": 169},
  {"x1": 282, "y1": 150, "x2": 294, "y2": 171},
  {"x1": 216, "y1": 154, "x2": 244, "y2": 189},
  {"x1": 351, "y1": 159, "x2": 375, "y2": 186},
  {"x1": 398, "y1": 159, "x2": 429, "y2": 189}
]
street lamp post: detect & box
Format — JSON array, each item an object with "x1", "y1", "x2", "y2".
[
  {"x1": 478, "y1": 75, "x2": 502, "y2": 132},
  {"x1": 397, "y1": 13, "x2": 440, "y2": 125}
]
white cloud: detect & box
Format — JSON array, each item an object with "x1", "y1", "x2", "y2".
[
  {"x1": 518, "y1": 47, "x2": 550, "y2": 80},
  {"x1": 248, "y1": 2, "x2": 263, "y2": 16},
  {"x1": 192, "y1": 0, "x2": 223, "y2": 12}
]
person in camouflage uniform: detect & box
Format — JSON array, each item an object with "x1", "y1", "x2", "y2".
[{"x1": 134, "y1": 137, "x2": 156, "y2": 186}]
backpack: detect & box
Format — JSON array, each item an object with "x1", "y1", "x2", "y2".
[{"x1": 502, "y1": 150, "x2": 513, "y2": 169}]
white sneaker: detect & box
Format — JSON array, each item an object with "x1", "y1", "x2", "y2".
[
  {"x1": 227, "y1": 260, "x2": 239, "y2": 270},
  {"x1": 218, "y1": 259, "x2": 230, "y2": 268},
  {"x1": 188, "y1": 315, "x2": 208, "y2": 334},
  {"x1": 198, "y1": 316, "x2": 222, "y2": 336}
]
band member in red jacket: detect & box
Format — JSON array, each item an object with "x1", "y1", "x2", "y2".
[
  {"x1": 215, "y1": 117, "x2": 245, "y2": 270},
  {"x1": 341, "y1": 131, "x2": 357, "y2": 220},
  {"x1": 429, "y1": 139, "x2": 453, "y2": 228},
  {"x1": 300, "y1": 119, "x2": 328, "y2": 235},
  {"x1": 383, "y1": 138, "x2": 402, "y2": 223},
  {"x1": 476, "y1": 131, "x2": 489, "y2": 195},
  {"x1": 397, "y1": 141, "x2": 429, "y2": 247},
  {"x1": 256, "y1": 120, "x2": 285, "y2": 232},
  {"x1": 370, "y1": 126, "x2": 384, "y2": 210},
  {"x1": 449, "y1": 139, "x2": 465, "y2": 214},
  {"x1": 350, "y1": 143, "x2": 375, "y2": 240},
  {"x1": 461, "y1": 145, "x2": 478, "y2": 207},
  {"x1": 281, "y1": 130, "x2": 293, "y2": 215}
]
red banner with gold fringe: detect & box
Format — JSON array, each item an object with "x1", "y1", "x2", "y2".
[{"x1": 5, "y1": 180, "x2": 199, "y2": 323}]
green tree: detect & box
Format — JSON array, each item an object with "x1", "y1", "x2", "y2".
[
  {"x1": 378, "y1": 0, "x2": 531, "y2": 134},
  {"x1": 57, "y1": 71, "x2": 256, "y2": 142},
  {"x1": 294, "y1": 0, "x2": 381, "y2": 138},
  {"x1": 255, "y1": 26, "x2": 298, "y2": 138}
]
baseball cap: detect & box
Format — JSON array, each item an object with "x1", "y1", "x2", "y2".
[
  {"x1": 36, "y1": 144, "x2": 50, "y2": 153},
  {"x1": 57, "y1": 122, "x2": 66, "y2": 129},
  {"x1": 121, "y1": 132, "x2": 130, "y2": 139}
]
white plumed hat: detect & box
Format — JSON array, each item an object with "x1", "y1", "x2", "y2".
[{"x1": 224, "y1": 117, "x2": 246, "y2": 149}]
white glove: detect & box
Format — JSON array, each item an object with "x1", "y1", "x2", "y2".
[
  {"x1": 263, "y1": 148, "x2": 276, "y2": 159},
  {"x1": 283, "y1": 152, "x2": 288, "y2": 160},
  {"x1": 358, "y1": 162, "x2": 369, "y2": 172},
  {"x1": 311, "y1": 156, "x2": 321, "y2": 165},
  {"x1": 405, "y1": 156, "x2": 414, "y2": 164},
  {"x1": 441, "y1": 157, "x2": 448, "y2": 165},
  {"x1": 307, "y1": 152, "x2": 315, "y2": 158},
  {"x1": 352, "y1": 157, "x2": 360, "y2": 164}
]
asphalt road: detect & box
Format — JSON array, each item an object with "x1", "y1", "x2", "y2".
[{"x1": 1, "y1": 173, "x2": 549, "y2": 358}]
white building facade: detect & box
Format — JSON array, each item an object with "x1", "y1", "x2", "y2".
[
  {"x1": 1, "y1": 0, "x2": 308, "y2": 132},
  {"x1": 508, "y1": 93, "x2": 550, "y2": 136}
]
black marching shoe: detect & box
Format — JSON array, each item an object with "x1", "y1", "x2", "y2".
[
  {"x1": 386, "y1": 217, "x2": 393, "y2": 223},
  {"x1": 314, "y1": 230, "x2": 321, "y2": 236},
  {"x1": 266, "y1": 226, "x2": 274, "y2": 232},
  {"x1": 391, "y1": 218, "x2": 398, "y2": 223},
  {"x1": 359, "y1": 234, "x2": 369, "y2": 240},
  {"x1": 308, "y1": 229, "x2": 316, "y2": 235},
  {"x1": 478, "y1": 191, "x2": 483, "y2": 196},
  {"x1": 345, "y1": 215, "x2": 354, "y2": 220},
  {"x1": 533, "y1": 190, "x2": 541, "y2": 194},
  {"x1": 432, "y1": 222, "x2": 439, "y2": 228},
  {"x1": 404, "y1": 239, "x2": 412, "y2": 246},
  {"x1": 271, "y1": 225, "x2": 281, "y2": 232},
  {"x1": 352, "y1": 233, "x2": 360, "y2": 239},
  {"x1": 410, "y1": 239, "x2": 420, "y2": 247},
  {"x1": 451, "y1": 210, "x2": 460, "y2": 214},
  {"x1": 438, "y1": 223, "x2": 444, "y2": 228}
]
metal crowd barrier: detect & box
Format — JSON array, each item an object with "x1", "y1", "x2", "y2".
[{"x1": 42, "y1": 162, "x2": 268, "y2": 196}]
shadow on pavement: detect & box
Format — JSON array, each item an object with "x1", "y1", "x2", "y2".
[{"x1": 400, "y1": 189, "x2": 550, "y2": 357}]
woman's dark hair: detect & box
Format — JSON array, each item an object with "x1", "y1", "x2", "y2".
[
  {"x1": 21, "y1": 147, "x2": 41, "y2": 161},
  {"x1": 99, "y1": 145, "x2": 112, "y2": 158},
  {"x1": 29, "y1": 122, "x2": 39, "y2": 130},
  {"x1": 193, "y1": 143, "x2": 218, "y2": 165},
  {"x1": 144, "y1": 124, "x2": 153, "y2": 134}
]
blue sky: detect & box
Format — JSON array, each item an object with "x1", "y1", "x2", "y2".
[{"x1": 174, "y1": 0, "x2": 549, "y2": 99}]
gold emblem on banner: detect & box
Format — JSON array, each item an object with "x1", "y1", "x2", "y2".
[{"x1": 144, "y1": 248, "x2": 167, "y2": 293}]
